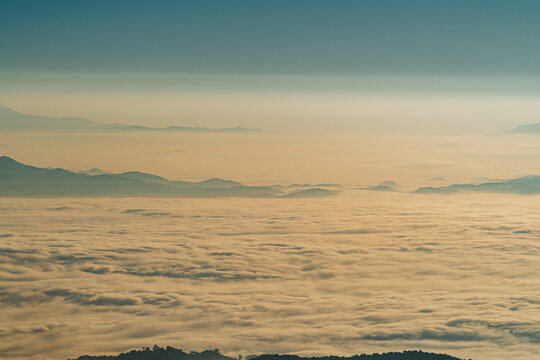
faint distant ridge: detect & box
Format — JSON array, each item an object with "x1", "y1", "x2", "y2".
[
  {"x1": 414, "y1": 175, "x2": 540, "y2": 194},
  {"x1": 0, "y1": 106, "x2": 101, "y2": 130},
  {"x1": 357, "y1": 181, "x2": 401, "y2": 192},
  {"x1": 368, "y1": 180, "x2": 400, "y2": 192},
  {"x1": 69, "y1": 346, "x2": 466, "y2": 360},
  {"x1": 0, "y1": 156, "x2": 338, "y2": 198},
  {"x1": 501, "y1": 122, "x2": 540, "y2": 135},
  {"x1": 281, "y1": 187, "x2": 340, "y2": 198},
  {"x1": 117, "y1": 124, "x2": 265, "y2": 133},
  {"x1": 0, "y1": 106, "x2": 265, "y2": 133}
]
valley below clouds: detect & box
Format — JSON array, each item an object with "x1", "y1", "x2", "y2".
[{"x1": 0, "y1": 192, "x2": 538, "y2": 360}]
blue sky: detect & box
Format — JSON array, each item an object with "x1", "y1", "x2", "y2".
[{"x1": 2, "y1": 0, "x2": 540, "y2": 75}]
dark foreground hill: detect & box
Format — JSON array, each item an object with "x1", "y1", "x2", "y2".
[
  {"x1": 71, "y1": 347, "x2": 234, "y2": 360},
  {"x1": 69, "y1": 346, "x2": 466, "y2": 360},
  {"x1": 254, "y1": 352, "x2": 466, "y2": 360}
]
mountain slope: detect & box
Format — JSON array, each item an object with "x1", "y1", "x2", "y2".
[
  {"x1": 415, "y1": 175, "x2": 540, "y2": 194},
  {"x1": 502, "y1": 122, "x2": 540, "y2": 134},
  {"x1": 280, "y1": 188, "x2": 339, "y2": 198},
  {"x1": 0, "y1": 157, "x2": 336, "y2": 198},
  {"x1": 0, "y1": 156, "x2": 173, "y2": 196},
  {"x1": 0, "y1": 106, "x2": 103, "y2": 130}
]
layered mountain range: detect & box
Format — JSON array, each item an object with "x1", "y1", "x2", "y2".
[{"x1": 0, "y1": 156, "x2": 338, "y2": 198}]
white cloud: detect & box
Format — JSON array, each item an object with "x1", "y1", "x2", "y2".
[{"x1": 0, "y1": 194, "x2": 538, "y2": 360}]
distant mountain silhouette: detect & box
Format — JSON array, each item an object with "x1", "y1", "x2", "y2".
[
  {"x1": 0, "y1": 156, "x2": 338, "y2": 198},
  {"x1": 281, "y1": 188, "x2": 339, "y2": 198},
  {"x1": 191, "y1": 178, "x2": 243, "y2": 188},
  {"x1": 118, "y1": 125, "x2": 265, "y2": 133},
  {"x1": 0, "y1": 106, "x2": 265, "y2": 133},
  {"x1": 377, "y1": 181, "x2": 400, "y2": 188},
  {"x1": 79, "y1": 168, "x2": 110, "y2": 176},
  {"x1": 69, "y1": 346, "x2": 465, "y2": 360},
  {"x1": 115, "y1": 171, "x2": 172, "y2": 184},
  {"x1": 359, "y1": 181, "x2": 400, "y2": 192},
  {"x1": 0, "y1": 106, "x2": 103, "y2": 130},
  {"x1": 414, "y1": 187, "x2": 458, "y2": 194},
  {"x1": 415, "y1": 175, "x2": 540, "y2": 194},
  {"x1": 286, "y1": 184, "x2": 342, "y2": 188},
  {"x1": 502, "y1": 122, "x2": 540, "y2": 134}
]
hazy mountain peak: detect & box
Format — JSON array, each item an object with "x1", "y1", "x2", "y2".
[
  {"x1": 280, "y1": 188, "x2": 339, "y2": 198},
  {"x1": 377, "y1": 180, "x2": 400, "y2": 188},
  {"x1": 362, "y1": 180, "x2": 401, "y2": 192},
  {"x1": 0, "y1": 106, "x2": 18, "y2": 114},
  {"x1": 502, "y1": 122, "x2": 540, "y2": 134},
  {"x1": 79, "y1": 168, "x2": 109, "y2": 176},
  {"x1": 0, "y1": 156, "x2": 24, "y2": 167},
  {"x1": 0, "y1": 155, "x2": 17, "y2": 162},
  {"x1": 197, "y1": 178, "x2": 243, "y2": 188},
  {"x1": 0, "y1": 157, "x2": 337, "y2": 198}
]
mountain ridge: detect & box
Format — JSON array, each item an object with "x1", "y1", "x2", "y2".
[
  {"x1": 0, "y1": 156, "x2": 337, "y2": 198},
  {"x1": 502, "y1": 122, "x2": 540, "y2": 135},
  {"x1": 414, "y1": 175, "x2": 540, "y2": 194},
  {"x1": 0, "y1": 106, "x2": 265, "y2": 133}
]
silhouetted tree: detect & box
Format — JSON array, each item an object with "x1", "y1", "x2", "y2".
[{"x1": 70, "y1": 347, "x2": 465, "y2": 360}]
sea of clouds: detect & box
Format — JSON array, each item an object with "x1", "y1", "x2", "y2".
[{"x1": 0, "y1": 192, "x2": 538, "y2": 360}]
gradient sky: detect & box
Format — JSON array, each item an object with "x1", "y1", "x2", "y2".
[
  {"x1": 2, "y1": 0, "x2": 540, "y2": 75},
  {"x1": 2, "y1": 1, "x2": 540, "y2": 133}
]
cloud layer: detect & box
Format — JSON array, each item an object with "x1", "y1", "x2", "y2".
[{"x1": 0, "y1": 192, "x2": 538, "y2": 360}]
